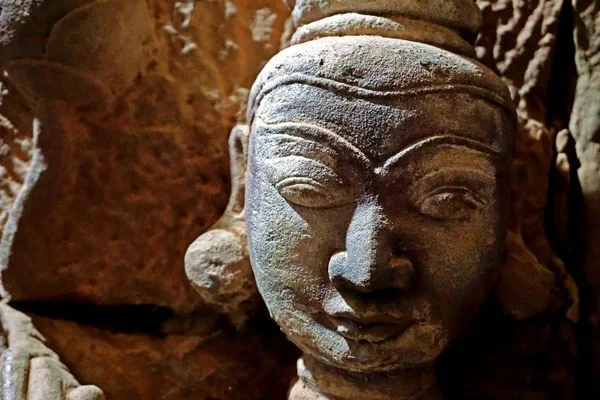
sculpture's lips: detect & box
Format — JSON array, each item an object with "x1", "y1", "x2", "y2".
[{"x1": 324, "y1": 314, "x2": 413, "y2": 343}]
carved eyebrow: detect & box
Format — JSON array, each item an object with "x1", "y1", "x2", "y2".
[
  {"x1": 377, "y1": 135, "x2": 501, "y2": 175},
  {"x1": 255, "y1": 117, "x2": 372, "y2": 169}
]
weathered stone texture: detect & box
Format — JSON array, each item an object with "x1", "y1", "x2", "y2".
[
  {"x1": 28, "y1": 314, "x2": 296, "y2": 400},
  {"x1": 476, "y1": 0, "x2": 577, "y2": 321},
  {"x1": 436, "y1": 1, "x2": 581, "y2": 398},
  {"x1": 0, "y1": 1, "x2": 295, "y2": 398},
  {"x1": 0, "y1": 0, "x2": 289, "y2": 313},
  {"x1": 0, "y1": 83, "x2": 40, "y2": 297},
  {"x1": 0, "y1": 0, "x2": 597, "y2": 399},
  {"x1": 570, "y1": 0, "x2": 600, "y2": 389},
  {"x1": 0, "y1": 303, "x2": 105, "y2": 400}
]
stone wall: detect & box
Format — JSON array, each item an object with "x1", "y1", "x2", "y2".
[{"x1": 0, "y1": 1, "x2": 297, "y2": 398}]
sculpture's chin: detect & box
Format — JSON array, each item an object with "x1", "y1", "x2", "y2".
[{"x1": 284, "y1": 319, "x2": 449, "y2": 372}]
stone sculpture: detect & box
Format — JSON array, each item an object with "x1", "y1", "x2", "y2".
[
  {"x1": 0, "y1": 0, "x2": 295, "y2": 398},
  {"x1": 570, "y1": 0, "x2": 600, "y2": 389},
  {"x1": 0, "y1": 1, "x2": 154, "y2": 397},
  {"x1": 187, "y1": 0, "x2": 517, "y2": 398},
  {"x1": 185, "y1": 125, "x2": 261, "y2": 327},
  {"x1": 0, "y1": 302, "x2": 104, "y2": 399},
  {"x1": 7, "y1": 0, "x2": 593, "y2": 398},
  {"x1": 0, "y1": 0, "x2": 153, "y2": 110}
]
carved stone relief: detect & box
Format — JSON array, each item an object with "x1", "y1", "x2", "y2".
[
  {"x1": 0, "y1": 0, "x2": 289, "y2": 314},
  {"x1": 436, "y1": 1, "x2": 581, "y2": 398},
  {"x1": 570, "y1": 0, "x2": 600, "y2": 393},
  {"x1": 0, "y1": 302, "x2": 104, "y2": 399},
  {"x1": 0, "y1": 0, "x2": 295, "y2": 398},
  {"x1": 188, "y1": 1, "x2": 518, "y2": 398},
  {"x1": 0, "y1": 0, "x2": 597, "y2": 399}
]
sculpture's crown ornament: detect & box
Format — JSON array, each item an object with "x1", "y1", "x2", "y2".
[{"x1": 286, "y1": 0, "x2": 482, "y2": 56}]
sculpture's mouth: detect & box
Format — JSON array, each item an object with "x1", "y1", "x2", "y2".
[{"x1": 323, "y1": 314, "x2": 413, "y2": 343}]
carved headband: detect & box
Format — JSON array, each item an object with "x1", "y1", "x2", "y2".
[
  {"x1": 247, "y1": 36, "x2": 515, "y2": 128},
  {"x1": 249, "y1": 72, "x2": 514, "y2": 127}
]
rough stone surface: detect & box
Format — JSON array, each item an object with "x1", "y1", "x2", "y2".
[
  {"x1": 569, "y1": 0, "x2": 600, "y2": 392},
  {"x1": 223, "y1": 1, "x2": 517, "y2": 399},
  {"x1": 27, "y1": 313, "x2": 296, "y2": 400},
  {"x1": 432, "y1": 1, "x2": 581, "y2": 398},
  {"x1": 0, "y1": 0, "x2": 289, "y2": 313},
  {"x1": 0, "y1": 303, "x2": 105, "y2": 400},
  {"x1": 184, "y1": 125, "x2": 261, "y2": 327},
  {"x1": 0, "y1": 82, "x2": 40, "y2": 297},
  {"x1": 476, "y1": 0, "x2": 578, "y2": 321},
  {"x1": 0, "y1": 0, "x2": 597, "y2": 399}
]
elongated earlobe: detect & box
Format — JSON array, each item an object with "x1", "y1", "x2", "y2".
[
  {"x1": 227, "y1": 124, "x2": 249, "y2": 218},
  {"x1": 185, "y1": 125, "x2": 259, "y2": 327}
]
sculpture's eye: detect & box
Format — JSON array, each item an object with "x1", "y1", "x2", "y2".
[
  {"x1": 262, "y1": 156, "x2": 353, "y2": 208},
  {"x1": 276, "y1": 177, "x2": 349, "y2": 208},
  {"x1": 415, "y1": 187, "x2": 484, "y2": 221}
]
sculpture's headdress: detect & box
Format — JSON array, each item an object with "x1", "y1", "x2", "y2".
[
  {"x1": 248, "y1": 0, "x2": 515, "y2": 144},
  {"x1": 287, "y1": 0, "x2": 481, "y2": 56}
]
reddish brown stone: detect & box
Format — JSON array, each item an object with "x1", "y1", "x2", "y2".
[
  {"x1": 0, "y1": 0, "x2": 289, "y2": 313},
  {"x1": 29, "y1": 313, "x2": 297, "y2": 400}
]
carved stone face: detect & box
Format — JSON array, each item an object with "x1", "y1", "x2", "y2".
[{"x1": 246, "y1": 38, "x2": 513, "y2": 373}]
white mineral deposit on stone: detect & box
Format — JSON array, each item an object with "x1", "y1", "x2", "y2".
[{"x1": 252, "y1": 8, "x2": 277, "y2": 43}]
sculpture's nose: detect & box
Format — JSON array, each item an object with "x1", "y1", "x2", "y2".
[{"x1": 328, "y1": 199, "x2": 415, "y2": 294}]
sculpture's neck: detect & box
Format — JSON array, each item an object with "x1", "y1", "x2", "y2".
[{"x1": 289, "y1": 355, "x2": 442, "y2": 400}]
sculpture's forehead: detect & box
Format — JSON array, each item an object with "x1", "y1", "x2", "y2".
[{"x1": 255, "y1": 83, "x2": 511, "y2": 163}]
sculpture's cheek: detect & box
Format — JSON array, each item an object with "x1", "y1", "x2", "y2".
[
  {"x1": 413, "y1": 206, "x2": 504, "y2": 334},
  {"x1": 246, "y1": 166, "x2": 349, "y2": 316}
]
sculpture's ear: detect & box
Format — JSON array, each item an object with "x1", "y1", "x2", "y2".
[
  {"x1": 185, "y1": 125, "x2": 259, "y2": 328},
  {"x1": 225, "y1": 124, "x2": 250, "y2": 219}
]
